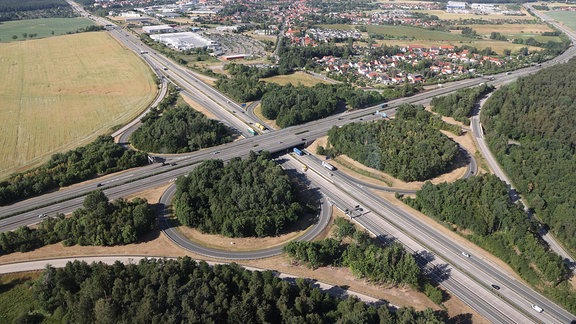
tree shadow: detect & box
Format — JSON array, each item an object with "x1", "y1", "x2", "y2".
[{"x1": 0, "y1": 277, "x2": 32, "y2": 294}]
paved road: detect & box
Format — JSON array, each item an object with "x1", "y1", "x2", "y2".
[
  {"x1": 3, "y1": 2, "x2": 576, "y2": 322},
  {"x1": 157, "y1": 169, "x2": 332, "y2": 260},
  {"x1": 296, "y1": 153, "x2": 575, "y2": 323},
  {"x1": 469, "y1": 6, "x2": 576, "y2": 266}
]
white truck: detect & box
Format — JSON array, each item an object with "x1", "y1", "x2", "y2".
[{"x1": 322, "y1": 161, "x2": 335, "y2": 171}]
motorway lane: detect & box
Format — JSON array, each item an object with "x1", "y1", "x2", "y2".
[
  {"x1": 5, "y1": 2, "x2": 576, "y2": 321},
  {"x1": 291, "y1": 153, "x2": 532, "y2": 323},
  {"x1": 299, "y1": 154, "x2": 575, "y2": 323}
]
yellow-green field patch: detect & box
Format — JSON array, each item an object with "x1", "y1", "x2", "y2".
[
  {"x1": 0, "y1": 32, "x2": 156, "y2": 179},
  {"x1": 466, "y1": 23, "x2": 554, "y2": 36},
  {"x1": 0, "y1": 18, "x2": 95, "y2": 43},
  {"x1": 412, "y1": 9, "x2": 536, "y2": 20},
  {"x1": 261, "y1": 71, "x2": 332, "y2": 87},
  {"x1": 372, "y1": 39, "x2": 540, "y2": 55},
  {"x1": 546, "y1": 11, "x2": 576, "y2": 31}
]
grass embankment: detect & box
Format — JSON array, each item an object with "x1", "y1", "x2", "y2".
[
  {"x1": 0, "y1": 18, "x2": 95, "y2": 42},
  {"x1": 261, "y1": 71, "x2": 332, "y2": 87},
  {"x1": 0, "y1": 272, "x2": 40, "y2": 323},
  {"x1": 0, "y1": 32, "x2": 156, "y2": 179}
]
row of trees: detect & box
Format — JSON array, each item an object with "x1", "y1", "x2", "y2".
[
  {"x1": 430, "y1": 83, "x2": 494, "y2": 124},
  {"x1": 174, "y1": 151, "x2": 304, "y2": 237},
  {"x1": 24, "y1": 257, "x2": 446, "y2": 323},
  {"x1": 0, "y1": 135, "x2": 148, "y2": 206},
  {"x1": 130, "y1": 84, "x2": 232, "y2": 153},
  {"x1": 481, "y1": 58, "x2": 576, "y2": 255},
  {"x1": 0, "y1": 191, "x2": 155, "y2": 254},
  {"x1": 403, "y1": 174, "x2": 576, "y2": 312},
  {"x1": 324, "y1": 104, "x2": 460, "y2": 182}
]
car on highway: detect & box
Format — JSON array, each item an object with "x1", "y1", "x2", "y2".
[
  {"x1": 491, "y1": 284, "x2": 500, "y2": 290},
  {"x1": 96, "y1": 183, "x2": 103, "y2": 187},
  {"x1": 213, "y1": 151, "x2": 220, "y2": 155},
  {"x1": 461, "y1": 251, "x2": 470, "y2": 258},
  {"x1": 38, "y1": 213, "x2": 48, "y2": 219},
  {"x1": 531, "y1": 304, "x2": 543, "y2": 313}
]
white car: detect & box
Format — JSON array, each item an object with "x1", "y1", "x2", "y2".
[
  {"x1": 531, "y1": 304, "x2": 543, "y2": 313},
  {"x1": 38, "y1": 213, "x2": 48, "y2": 219},
  {"x1": 461, "y1": 252, "x2": 470, "y2": 258}
]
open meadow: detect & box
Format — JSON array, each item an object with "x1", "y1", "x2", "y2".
[
  {"x1": 546, "y1": 11, "x2": 576, "y2": 31},
  {"x1": 0, "y1": 32, "x2": 156, "y2": 179},
  {"x1": 0, "y1": 18, "x2": 95, "y2": 43}
]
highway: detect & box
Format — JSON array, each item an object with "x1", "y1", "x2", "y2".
[{"x1": 3, "y1": 1, "x2": 576, "y2": 322}]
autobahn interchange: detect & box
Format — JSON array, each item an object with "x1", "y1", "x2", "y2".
[{"x1": 3, "y1": 2, "x2": 576, "y2": 323}]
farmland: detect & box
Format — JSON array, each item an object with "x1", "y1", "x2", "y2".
[
  {"x1": 0, "y1": 32, "x2": 156, "y2": 179},
  {"x1": 0, "y1": 18, "x2": 95, "y2": 43}
]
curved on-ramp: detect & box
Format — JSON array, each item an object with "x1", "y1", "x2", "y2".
[{"x1": 157, "y1": 183, "x2": 332, "y2": 260}]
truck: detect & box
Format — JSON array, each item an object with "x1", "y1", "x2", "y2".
[
  {"x1": 322, "y1": 161, "x2": 335, "y2": 171},
  {"x1": 293, "y1": 147, "x2": 304, "y2": 156},
  {"x1": 247, "y1": 127, "x2": 257, "y2": 136},
  {"x1": 255, "y1": 123, "x2": 266, "y2": 131}
]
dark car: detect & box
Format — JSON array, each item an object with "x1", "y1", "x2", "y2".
[
  {"x1": 96, "y1": 183, "x2": 103, "y2": 187},
  {"x1": 491, "y1": 284, "x2": 500, "y2": 290}
]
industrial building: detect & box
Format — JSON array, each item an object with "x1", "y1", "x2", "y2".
[
  {"x1": 150, "y1": 32, "x2": 220, "y2": 51},
  {"x1": 143, "y1": 24, "x2": 175, "y2": 34}
]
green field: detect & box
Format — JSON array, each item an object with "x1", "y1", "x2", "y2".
[
  {"x1": 320, "y1": 23, "x2": 469, "y2": 41},
  {"x1": 546, "y1": 11, "x2": 576, "y2": 31},
  {"x1": 0, "y1": 18, "x2": 95, "y2": 43},
  {"x1": 0, "y1": 32, "x2": 157, "y2": 179},
  {"x1": 0, "y1": 273, "x2": 38, "y2": 323}
]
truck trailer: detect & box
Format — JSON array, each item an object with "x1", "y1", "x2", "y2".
[{"x1": 293, "y1": 148, "x2": 304, "y2": 156}]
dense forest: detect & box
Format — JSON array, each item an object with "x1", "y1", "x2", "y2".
[
  {"x1": 324, "y1": 104, "x2": 460, "y2": 181},
  {"x1": 261, "y1": 83, "x2": 383, "y2": 128},
  {"x1": 130, "y1": 86, "x2": 231, "y2": 154},
  {"x1": 174, "y1": 152, "x2": 304, "y2": 237},
  {"x1": 0, "y1": 135, "x2": 148, "y2": 206},
  {"x1": 0, "y1": 0, "x2": 75, "y2": 21},
  {"x1": 284, "y1": 218, "x2": 444, "y2": 303},
  {"x1": 215, "y1": 63, "x2": 278, "y2": 102},
  {"x1": 430, "y1": 83, "x2": 494, "y2": 124},
  {"x1": 481, "y1": 58, "x2": 576, "y2": 255},
  {"x1": 12, "y1": 258, "x2": 446, "y2": 323},
  {"x1": 403, "y1": 174, "x2": 576, "y2": 312},
  {"x1": 0, "y1": 0, "x2": 67, "y2": 12},
  {"x1": 277, "y1": 39, "x2": 348, "y2": 73},
  {"x1": 0, "y1": 191, "x2": 155, "y2": 255}
]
